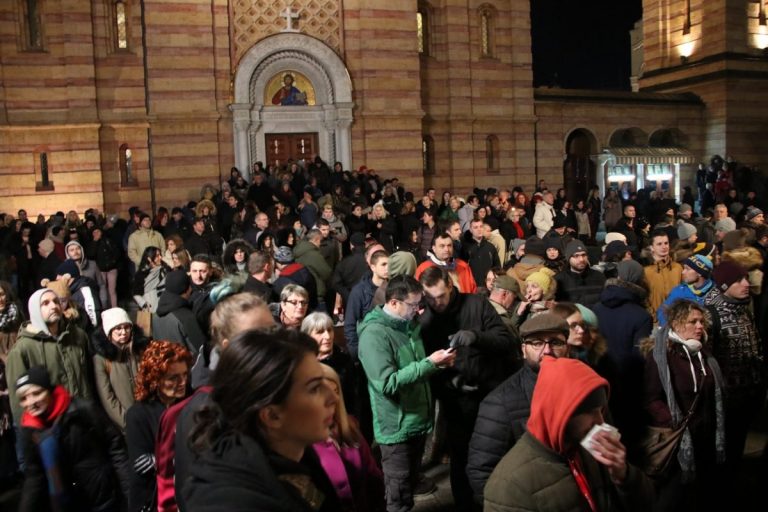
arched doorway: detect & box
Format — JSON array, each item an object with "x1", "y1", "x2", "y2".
[
  {"x1": 563, "y1": 128, "x2": 598, "y2": 201},
  {"x1": 230, "y1": 33, "x2": 354, "y2": 179}
]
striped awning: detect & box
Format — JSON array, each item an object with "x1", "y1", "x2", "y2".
[{"x1": 603, "y1": 146, "x2": 696, "y2": 165}]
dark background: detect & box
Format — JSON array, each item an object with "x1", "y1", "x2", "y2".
[{"x1": 530, "y1": 0, "x2": 643, "y2": 90}]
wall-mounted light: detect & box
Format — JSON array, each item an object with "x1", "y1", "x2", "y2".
[{"x1": 679, "y1": 40, "x2": 695, "y2": 63}]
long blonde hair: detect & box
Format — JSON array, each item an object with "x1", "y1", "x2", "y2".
[{"x1": 321, "y1": 365, "x2": 361, "y2": 447}]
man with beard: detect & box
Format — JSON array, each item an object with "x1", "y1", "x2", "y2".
[
  {"x1": 467, "y1": 313, "x2": 571, "y2": 504},
  {"x1": 419, "y1": 266, "x2": 516, "y2": 510},
  {"x1": 554, "y1": 240, "x2": 606, "y2": 306}
]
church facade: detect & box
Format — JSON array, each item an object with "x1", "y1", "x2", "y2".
[{"x1": 1, "y1": 0, "x2": 766, "y2": 215}]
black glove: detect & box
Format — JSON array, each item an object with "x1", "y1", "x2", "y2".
[{"x1": 450, "y1": 330, "x2": 477, "y2": 348}]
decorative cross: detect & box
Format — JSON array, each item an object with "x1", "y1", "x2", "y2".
[{"x1": 281, "y1": 6, "x2": 300, "y2": 33}]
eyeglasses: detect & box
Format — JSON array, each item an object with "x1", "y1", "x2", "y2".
[
  {"x1": 524, "y1": 338, "x2": 567, "y2": 349},
  {"x1": 397, "y1": 300, "x2": 421, "y2": 310},
  {"x1": 284, "y1": 299, "x2": 309, "y2": 307}
]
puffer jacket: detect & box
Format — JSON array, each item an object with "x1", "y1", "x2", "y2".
[
  {"x1": 91, "y1": 328, "x2": 150, "y2": 430},
  {"x1": 6, "y1": 320, "x2": 93, "y2": 421},
  {"x1": 357, "y1": 306, "x2": 439, "y2": 444},
  {"x1": 554, "y1": 267, "x2": 606, "y2": 307},
  {"x1": 467, "y1": 364, "x2": 537, "y2": 503}
]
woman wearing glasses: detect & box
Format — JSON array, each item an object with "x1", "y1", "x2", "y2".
[
  {"x1": 270, "y1": 284, "x2": 310, "y2": 329},
  {"x1": 91, "y1": 307, "x2": 149, "y2": 430},
  {"x1": 126, "y1": 340, "x2": 192, "y2": 512}
]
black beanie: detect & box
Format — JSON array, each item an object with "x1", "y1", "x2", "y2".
[
  {"x1": 56, "y1": 259, "x2": 80, "y2": 279},
  {"x1": 15, "y1": 366, "x2": 53, "y2": 396}
]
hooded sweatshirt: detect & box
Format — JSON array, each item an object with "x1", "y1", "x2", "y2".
[
  {"x1": 66, "y1": 240, "x2": 108, "y2": 306},
  {"x1": 6, "y1": 288, "x2": 93, "y2": 421}
]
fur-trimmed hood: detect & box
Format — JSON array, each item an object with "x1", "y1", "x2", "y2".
[
  {"x1": 195, "y1": 199, "x2": 217, "y2": 218},
  {"x1": 721, "y1": 246, "x2": 763, "y2": 270},
  {"x1": 222, "y1": 238, "x2": 255, "y2": 274}
]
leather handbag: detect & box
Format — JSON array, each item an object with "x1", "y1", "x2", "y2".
[{"x1": 639, "y1": 392, "x2": 700, "y2": 478}]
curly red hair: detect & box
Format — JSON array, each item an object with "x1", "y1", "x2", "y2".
[{"x1": 134, "y1": 340, "x2": 193, "y2": 402}]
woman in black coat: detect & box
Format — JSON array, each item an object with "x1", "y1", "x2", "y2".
[
  {"x1": 15, "y1": 366, "x2": 130, "y2": 512},
  {"x1": 183, "y1": 329, "x2": 340, "y2": 512},
  {"x1": 125, "y1": 340, "x2": 192, "y2": 512}
]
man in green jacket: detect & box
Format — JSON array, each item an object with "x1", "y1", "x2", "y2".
[
  {"x1": 6, "y1": 288, "x2": 93, "y2": 422},
  {"x1": 358, "y1": 275, "x2": 455, "y2": 512},
  {"x1": 294, "y1": 229, "x2": 333, "y2": 306}
]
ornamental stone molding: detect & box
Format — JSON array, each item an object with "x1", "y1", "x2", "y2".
[{"x1": 231, "y1": 33, "x2": 354, "y2": 179}]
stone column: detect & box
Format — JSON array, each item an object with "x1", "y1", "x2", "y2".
[
  {"x1": 335, "y1": 102, "x2": 354, "y2": 170},
  {"x1": 229, "y1": 103, "x2": 252, "y2": 180}
]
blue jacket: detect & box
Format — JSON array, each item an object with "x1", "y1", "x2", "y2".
[
  {"x1": 656, "y1": 280, "x2": 714, "y2": 326},
  {"x1": 344, "y1": 274, "x2": 380, "y2": 358}
]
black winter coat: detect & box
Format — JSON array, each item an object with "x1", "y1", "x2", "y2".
[
  {"x1": 88, "y1": 237, "x2": 120, "y2": 272},
  {"x1": 462, "y1": 239, "x2": 501, "y2": 289},
  {"x1": 553, "y1": 267, "x2": 606, "y2": 307},
  {"x1": 467, "y1": 364, "x2": 537, "y2": 503},
  {"x1": 19, "y1": 398, "x2": 131, "y2": 512},
  {"x1": 125, "y1": 400, "x2": 166, "y2": 512},
  {"x1": 420, "y1": 290, "x2": 518, "y2": 395},
  {"x1": 331, "y1": 248, "x2": 369, "y2": 305},
  {"x1": 152, "y1": 292, "x2": 207, "y2": 356},
  {"x1": 182, "y1": 431, "x2": 341, "y2": 512}
]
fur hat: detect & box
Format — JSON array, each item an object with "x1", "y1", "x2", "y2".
[
  {"x1": 15, "y1": 366, "x2": 53, "y2": 396},
  {"x1": 683, "y1": 255, "x2": 713, "y2": 279},
  {"x1": 519, "y1": 312, "x2": 569, "y2": 339},
  {"x1": 101, "y1": 308, "x2": 132, "y2": 337},
  {"x1": 712, "y1": 261, "x2": 748, "y2": 292},
  {"x1": 677, "y1": 222, "x2": 697, "y2": 241},
  {"x1": 165, "y1": 269, "x2": 191, "y2": 295}
]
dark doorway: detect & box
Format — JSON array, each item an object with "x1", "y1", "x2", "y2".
[{"x1": 563, "y1": 129, "x2": 597, "y2": 202}]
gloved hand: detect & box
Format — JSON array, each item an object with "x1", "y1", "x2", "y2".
[
  {"x1": 133, "y1": 453, "x2": 156, "y2": 475},
  {"x1": 449, "y1": 330, "x2": 477, "y2": 348}
]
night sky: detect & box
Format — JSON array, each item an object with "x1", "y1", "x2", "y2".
[{"x1": 530, "y1": 0, "x2": 643, "y2": 90}]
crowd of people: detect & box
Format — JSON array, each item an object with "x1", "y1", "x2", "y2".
[{"x1": 0, "y1": 153, "x2": 766, "y2": 512}]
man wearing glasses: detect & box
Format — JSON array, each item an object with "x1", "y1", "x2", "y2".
[
  {"x1": 467, "y1": 313, "x2": 571, "y2": 505},
  {"x1": 358, "y1": 275, "x2": 456, "y2": 512}
]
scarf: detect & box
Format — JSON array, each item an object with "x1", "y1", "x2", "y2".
[
  {"x1": 687, "y1": 279, "x2": 713, "y2": 297},
  {"x1": 426, "y1": 251, "x2": 456, "y2": 270},
  {"x1": 23, "y1": 386, "x2": 73, "y2": 512},
  {"x1": 0, "y1": 303, "x2": 20, "y2": 330},
  {"x1": 652, "y1": 327, "x2": 725, "y2": 481}
]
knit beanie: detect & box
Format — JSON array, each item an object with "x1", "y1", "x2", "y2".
[
  {"x1": 101, "y1": 307, "x2": 132, "y2": 337},
  {"x1": 602, "y1": 232, "x2": 627, "y2": 252},
  {"x1": 165, "y1": 269, "x2": 191, "y2": 295},
  {"x1": 524, "y1": 236, "x2": 547, "y2": 259},
  {"x1": 388, "y1": 251, "x2": 418, "y2": 278},
  {"x1": 679, "y1": 203, "x2": 693, "y2": 215},
  {"x1": 525, "y1": 269, "x2": 554, "y2": 294},
  {"x1": 274, "y1": 246, "x2": 295, "y2": 264},
  {"x1": 677, "y1": 222, "x2": 697, "y2": 241},
  {"x1": 692, "y1": 242, "x2": 716, "y2": 259},
  {"x1": 544, "y1": 236, "x2": 564, "y2": 255},
  {"x1": 15, "y1": 366, "x2": 53, "y2": 396},
  {"x1": 712, "y1": 261, "x2": 748, "y2": 292},
  {"x1": 565, "y1": 240, "x2": 587, "y2": 261},
  {"x1": 745, "y1": 207, "x2": 763, "y2": 221},
  {"x1": 715, "y1": 217, "x2": 736, "y2": 233},
  {"x1": 56, "y1": 259, "x2": 80, "y2": 279},
  {"x1": 683, "y1": 255, "x2": 713, "y2": 279},
  {"x1": 575, "y1": 304, "x2": 598, "y2": 329}
]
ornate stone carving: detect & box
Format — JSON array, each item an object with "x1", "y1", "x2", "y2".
[{"x1": 233, "y1": 0, "x2": 341, "y2": 65}]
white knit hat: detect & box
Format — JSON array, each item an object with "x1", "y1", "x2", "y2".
[
  {"x1": 602, "y1": 232, "x2": 627, "y2": 252},
  {"x1": 101, "y1": 307, "x2": 131, "y2": 336}
]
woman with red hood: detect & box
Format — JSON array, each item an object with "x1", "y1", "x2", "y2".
[
  {"x1": 484, "y1": 357, "x2": 653, "y2": 512},
  {"x1": 15, "y1": 366, "x2": 130, "y2": 512}
]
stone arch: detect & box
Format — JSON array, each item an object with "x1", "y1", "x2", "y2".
[
  {"x1": 649, "y1": 127, "x2": 687, "y2": 148},
  {"x1": 563, "y1": 128, "x2": 598, "y2": 202},
  {"x1": 608, "y1": 127, "x2": 648, "y2": 147},
  {"x1": 230, "y1": 33, "x2": 354, "y2": 178}
]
